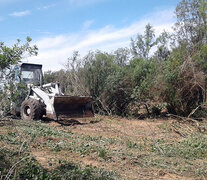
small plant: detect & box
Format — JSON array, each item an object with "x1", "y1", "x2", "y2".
[
  {"x1": 98, "y1": 148, "x2": 108, "y2": 160},
  {"x1": 126, "y1": 140, "x2": 137, "y2": 149},
  {"x1": 150, "y1": 134, "x2": 207, "y2": 160}
]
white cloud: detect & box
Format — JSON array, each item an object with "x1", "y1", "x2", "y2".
[
  {"x1": 0, "y1": 17, "x2": 4, "y2": 22},
  {"x1": 37, "y1": 4, "x2": 56, "y2": 11},
  {"x1": 27, "y1": 9, "x2": 175, "y2": 71},
  {"x1": 10, "y1": 10, "x2": 30, "y2": 17},
  {"x1": 82, "y1": 20, "x2": 95, "y2": 30}
]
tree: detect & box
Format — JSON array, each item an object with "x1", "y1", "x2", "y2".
[
  {"x1": 113, "y1": 48, "x2": 130, "y2": 66},
  {"x1": 154, "y1": 31, "x2": 171, "y2": 61},
  {"x1": 174, "y1": 0, "x2": 207, "y2": 48},
  {"x1": 0, "y1": 37, "x2": 38, "y2": 116},
  {"x1": 131, "y1": 24, "x2": 157, "y2": 59},
  {"x1": 64, "y1": 51, "x2": 87, "y2": 95},
  {"x1": 0, "y1": 37, "x2": 38, "y2": 70}
]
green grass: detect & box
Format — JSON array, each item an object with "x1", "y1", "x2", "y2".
[
  {"x1": 141, "y1": 133, "x2": 207, "y2": 177},
  {"x1": 98, "y1": 148, "x2": 108, "y2": 160},
  {"x1": 0, "y1": 118, "x2": 207, "y2": 179},
  {"x1": 0, "y1": 120, "x2": 118, "y2": 179},
  {"x1": 151, "y1": 134, "x2": 207, "y2": 159},
  {"x1": 0, "y1": 148, "x2": 116, "y2": 180}
]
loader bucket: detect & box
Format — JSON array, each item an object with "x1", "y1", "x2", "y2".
[{"x1": 53, "y1": 96, "x2": 94, "y2": 119}]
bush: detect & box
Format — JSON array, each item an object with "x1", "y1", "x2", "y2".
[{"x1": 157, "y1": 47, "x2": 206, "y2": 116}]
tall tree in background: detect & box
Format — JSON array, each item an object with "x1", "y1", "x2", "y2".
[
  {"x1": 174, "y1": 0, "x2": 207, "y2": 48},
  {"x1": 113, "y1": 48, "x2": 130, "y2": 66},
  {"x1": 154, "y1": 31, "x2": 171, "y2": 61},
  {"x1": 131, "y1": 24, "x2": 157, "y2": 59}
]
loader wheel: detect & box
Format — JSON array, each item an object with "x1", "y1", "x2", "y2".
[{"x1": 21, "y1": 99, "x2": 43, "y2": 120}]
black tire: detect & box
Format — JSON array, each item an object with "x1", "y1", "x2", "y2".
[{"x1": 21, "y1": 99, "x2": 43, "y2": 120}]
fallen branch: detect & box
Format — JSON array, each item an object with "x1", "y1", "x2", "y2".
[
  {"x1": 167, "y1": 113, "x2": 200, "y2": 127},
  {"x1": 4, "y1": 156, "x2": 30, "y2": 180},
  {"x1": 187, "y1": 105, "x2": 201, "y2": 118}
]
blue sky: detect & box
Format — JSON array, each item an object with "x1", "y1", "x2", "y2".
[{"x1": 0, "y1": 0, "x2": 181, "y2": 71}]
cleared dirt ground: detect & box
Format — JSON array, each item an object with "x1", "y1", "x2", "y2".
[{"x1": 0, "y1": 115, "x2": 207, "y2": 179}]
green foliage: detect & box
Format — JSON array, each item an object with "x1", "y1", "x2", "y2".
[
  {"x1": 82, "y1": 51, "x2": 118, "y2": 98},
  {"x1": 113, "y1": 47, "x2": 130, "y2": 66},
  {"x1": 157, "y1": 45, "x2": 206, "y2": 115},
  {"x1": 194, "y1": 44, "x2": 207, "y2": 73},
  {"x1": 0, "y1": 37, "x2": 38, "y2": 117},
  {"x1": 0, "y1": 81, "x2": 28, "y2": 116},
  {"x1": 18, "y1": 158, "x2": 49, "y2": 180},
  {"x1": 103, "y1": 68, "x2": 132, "y2": 115},
  {"x1": 44, "y1": 70, "x2": 68, "y2": 93},
  {"x1": 0, "y1": 37, "x2": 38, "y2": 70},
  {"x1": 131, "y1": 24, "x2": 157, "y2": 59},
  {"x1": 154, "y1": 31, "x2": 171, "y2": 61},
  {"x1": 174, "y1": 0, "x2": 207, "y2": 47},
  {"x1": 130, "y1": 58, "x2": 158, "y2": 102}
]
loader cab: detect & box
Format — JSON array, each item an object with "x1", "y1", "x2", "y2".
[{"x1": 19, "y1": 63, "x2": 43, "y2": 86}]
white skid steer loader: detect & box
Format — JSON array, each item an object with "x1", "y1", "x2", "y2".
[{"x1": 8, "y1": 63, "x2": 94, "y2": 120}]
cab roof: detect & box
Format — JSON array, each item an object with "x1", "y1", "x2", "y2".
[{"x1": 21, "y1": 63, "x2": 42, "y2": 70}]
